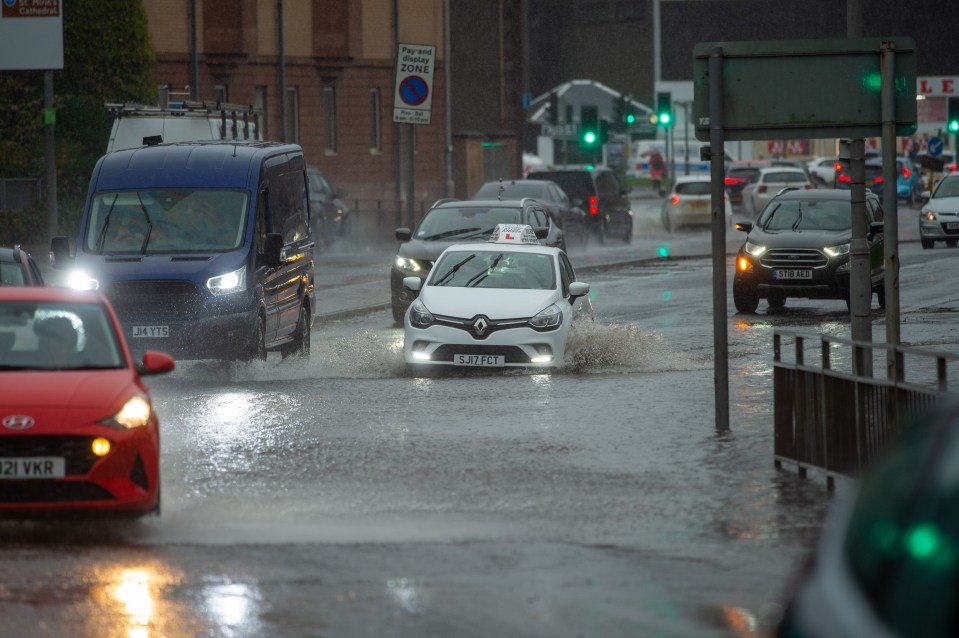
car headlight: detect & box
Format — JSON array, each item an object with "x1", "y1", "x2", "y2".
[
  {"x1": 207, "y1": 266, "x2": 246, "y2": 295},
  {"x1": 66, "y1": 271, "x2": 99, "y2": 291},
  {"x1": 824, "y1": 243, "x2": 850, "y2": 258},
  {"x1": 409, "y1": 299, "x2": 434, "y2": 328},
  {"x1": 529, "y1": 304, "x2": 562, "y2": 330},
  {"x1": 99, "y1": 394, "x2": 153, "y2": 429},
  {"x1": 395, "y1": 256, "x2": 423, "y2": 273},
  {"x1": 923, "y1": 210, "x2": 937, "y2": 221},
  {"x1": 744, "y1": 241, "x2": 767, "y2": 257}
]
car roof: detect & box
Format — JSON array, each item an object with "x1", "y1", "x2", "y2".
[
  {"x1": 673, "y1": 175, "x2": 710, "y2": 183},
  {"x1": 442, "y1": 240, "x2": 559, "y2": 257},
  {"x1": 0, "y1": 247, "x2": 25, "y2": 262},
  {"x1": 771, "y1": 188, "x2": 863, "y2": 202},
  {"x1": 434, "y1": 198, "x2": 531, "y2": 209},
  {"x1": 0, "y1": 286, "x2": 103, "y2": 303},
  {"x1": 757, "y1": 166, "x2": 807, "y2": 174}
]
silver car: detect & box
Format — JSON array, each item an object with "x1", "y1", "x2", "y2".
[
  {"x1": 741, "y1": 167, "x2": 812, "y2": 217},
  {"x1": 919, "y1": 173, "x2": 959, "y2": 249}
]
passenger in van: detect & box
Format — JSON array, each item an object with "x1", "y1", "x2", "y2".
[{"x1": 162, "y1": 191, "x2": 237, "y2": 248}]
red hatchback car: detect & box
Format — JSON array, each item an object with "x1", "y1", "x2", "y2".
[{"x1": 0, "y1": 287, "x2": 174, "y2": 517}]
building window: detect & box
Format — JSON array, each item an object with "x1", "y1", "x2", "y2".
[
  {"x1": 253, "y1": 85, "x2": 267, "y2": 139},
  {"x1": 369, "y1": 88, "x2": 382, "y2": 153},
  {"x1": 324, "y1": 86, "x2": 337, "y2": 153},
  {"x1": 286, "y1": 86, "x2": 300, "y2": 143},
  {"x1": 214, "y1": 83, "x2": 229, "y2": 104},
  {"x1": 158, "y1": 85, "x2": 170, "y2": 107}
]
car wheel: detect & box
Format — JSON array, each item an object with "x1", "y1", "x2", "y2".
[
  {"x1": 243, "y1": 313, "x2": 267, "y2": 361},
  {"x1": 767, "y1": 292, "x2": 786, "y2": 310},
  {"x1": 876, "y1": 284, "x2": 886, "y2": 310},
  {"x1": 392, "y1": 299, "x2": 407, "y2": 325},
  {"x1": 947, "y1": 239, "x2": 958, "y2": 248},
  {"x1": 733, "y1": 277, "x2": 759, "y2": 314},
  {"x1": 281, "y1": 303, "x2": 311, "y2": 359},
  {"x1": 623, "y1": 221, "x2": 633, "y2": 243},
  {"x1": 921, "y1": 239, "x2": 935, "y2": 249}
]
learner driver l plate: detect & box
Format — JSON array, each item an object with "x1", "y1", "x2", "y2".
[
  {"x1": 772, "y1": 269, "x2": 812, "y2": 280},
  {"x1": 454, "y1": 354, "x2": 504, "y2": 367}
]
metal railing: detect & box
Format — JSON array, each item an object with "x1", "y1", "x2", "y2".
[{"x1": 773, "y1": 330, "x2": 959, "y2": 489}]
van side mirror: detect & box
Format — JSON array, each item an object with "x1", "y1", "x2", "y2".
[
  {"x1": 50, "y1": 236, "x2": 73, "y2": 270},
  {"x1": 261, "y1": 233, "x2": 284, "y2": 267},
  {"x1": 395, "y1": 228, "x2": 412, "y2": 241},
  {"x1": 868, "y1": 221, "x2": 884, "y2": 241}
]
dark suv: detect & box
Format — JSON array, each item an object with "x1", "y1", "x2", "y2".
[
  {"x1": 526, "y1": 168, "x2": 632, "y2": 243},
  {"x1": 732, "y1": 189, "x2": 885, "y2": 313},
  {"x1": 307, "y1": 165, "x2": 351, "y2": 249}
]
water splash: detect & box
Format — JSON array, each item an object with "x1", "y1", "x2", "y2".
[{"x1": 564, "y1": 321, "x2": 709, "y2": 374}]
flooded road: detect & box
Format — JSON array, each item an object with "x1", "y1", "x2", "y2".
[{"x1": 4, "y1": 210, "x2": 958, "y2": 637}]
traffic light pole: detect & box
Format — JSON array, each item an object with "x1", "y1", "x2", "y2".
[
  {"x1": 881, "y1": 42, "x2": 901, "y2": 381},
  {"x1": 708, "y1": 47, "x2": 730, "y2": 433}
]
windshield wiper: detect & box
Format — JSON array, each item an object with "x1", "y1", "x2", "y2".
[
  {"x1": 432, "y1": 254, "x2": 475, "y2": 286},
  {"x1": 94, "y1": 193, "x2": 121, "y2": 254},
  {"x1": 792, "y1": 205, "x2": 804, "y2": 231},
  {"x1": 422, "y1": 227, "x2": 481, "y2": 241},
  {"x1": 461, "y1": 227, "x2": 497, "y2": 239},
  {"x1": 136, "y1": 192, "x2": 154, "y2": 254},
  {"x1": 466, "y1": 253, "x2": 502, "y2": 287}
]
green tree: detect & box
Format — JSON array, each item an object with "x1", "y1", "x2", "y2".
[{"x1": 0, "y1": 0, "x2": 155, "y2": 240}]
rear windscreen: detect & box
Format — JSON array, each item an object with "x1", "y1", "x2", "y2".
[
  {"x1": 675, "y1": 181, "x2": 711, "y2": 196},
  {"x1": 528, "y1": 172, "x2": 592, "y2": 199}
]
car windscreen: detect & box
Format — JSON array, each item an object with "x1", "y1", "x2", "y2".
[
  {"x1": 674, "y1": 181, "x2": 711, "y2": 196},
  {"x1": 473, "y1": 182, "x2": 544, "y2": 200},
  {"x1": 756, "y1": 199, "x2": 851, "y2": 232},
  {"x1": 528, "y1": 172, "x2": 592, "y2": 200},
  {"x1": 415, "y1": 207, "x2": 522, "y2": 241},
  {"x1": 428, "y1": 250, "x2": 555, "y2": 290},
  {"x1": 0, "y1": 300, "x2": 124, "y2": 370},
  {"x1": 933, "y1": 177, "x2": 959, "y2": 199},
  {"x1": 85, "y1": 189, "x2": 249, "y2": 254}
]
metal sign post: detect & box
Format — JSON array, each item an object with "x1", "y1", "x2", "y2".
[{"x1": 393, "y1": 43, "x2": 437, "y2": 228}]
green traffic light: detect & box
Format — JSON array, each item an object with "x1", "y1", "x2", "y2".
[
  {"x1": 583, "y1": 131, "x2": 597, "y2": 144},
  {"x1": 626, "y1": 114, "x2": 635, "y2": 124},
  {"x1": 950, "y1": 120, "x2": 959, "y2": 133},
  {"x1": 659, "y1": 113, "x2": 671, "y2": 126}
]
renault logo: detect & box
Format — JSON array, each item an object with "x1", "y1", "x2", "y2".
[
  {"x1": 472, "y1": 316, "x2": 489, "y2": 337},
  {"x1": 2, "y1": 415, "x2": 35, "y2": 430}
]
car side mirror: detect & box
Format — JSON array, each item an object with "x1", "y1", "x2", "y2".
[
  {"x1": 568, "y1": 281, "x2": 590, "y2": 301},
  {"x1": 395, "y1": 227, "x2": 412, "y2": 241},
  {"x1": 533, "y1": 227, "x2": 549, "y2": 240},
  {"x1": 260, "y1": 232, "x2": 284, "y2": 267},
  {"x1": 50, "y1": 236, "x2": 73, "y2": 270},
  {"x1": 735, "y1": 221, "x2": 753, "y2": 233},
  {"x1": 137, "y1": 350, "x2": 176, "y2": 376},
  {"x1": 868, "y1": 221, "x2": 884, "y2": 241},
  {"x1": 921, "y1": 190, "x2": 931, "y2": 201},
  {"x1": 403, "y1": 276, "x2": 422, "y2": 291}
]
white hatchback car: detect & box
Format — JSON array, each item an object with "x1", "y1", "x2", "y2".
[
  {"x1": 919, "y1": 173, "x2": 959, "y2": 249},
  {"x1": 661, "y1": 175, "x2": 733, "y2": 231},
  {"x1": 741, "y1": 167, "x2": 812, "y2": 217},
  {"x1": 403, "y1": 224, "x2": 590, "y2": 371}
]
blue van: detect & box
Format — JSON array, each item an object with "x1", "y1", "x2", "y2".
[{"x1": 51, "y1": 141, "x2": 316, "y2": 361}]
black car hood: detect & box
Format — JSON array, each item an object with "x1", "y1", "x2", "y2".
[
  {"x1": 396, "y1": 237, "x2": 490, "y2": 261},
  {"x1": 746, "y1": 227, "x2": 851, "y2": 249}
]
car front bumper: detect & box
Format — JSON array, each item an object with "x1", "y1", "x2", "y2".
[{"x1": 404, "y1": 322, "x2": 568, "y2": 368}]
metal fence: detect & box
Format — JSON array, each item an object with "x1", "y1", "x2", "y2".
[{"x1": 773, "y1": 330, "x2": 959, "y2": 489}]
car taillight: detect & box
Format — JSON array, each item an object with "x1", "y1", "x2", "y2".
[
  {"x1": 875, "y1": 177, "x2": 883, "y2": 183},
  {"x1": 903, "y1": 168, "x2": 911, "y2": 179},
  {"x1": 757, "y1": 185, "x2": 767, "y2": 193},
  {"x1": 588, "y1": 196, "x2": 598, "y2": 215},
  {"x1": 670, "y1": 194, "x2": 680, "y2": 205},
  {"x1": 724, "y1": 177, "x2": 744, "y2": 186},
  {"x1": 838, "y1": 175, "x2": 852, "y2": 183},
  {"x1": 834, "y1": 163, "x2": 843, "y2": 171},
  {"x1": 948, "y1": 164, "x2": 957, "y2": 172}
]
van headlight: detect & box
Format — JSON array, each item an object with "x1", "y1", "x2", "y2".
[
  {"x1": 824, "y1": 243, "x2": 850, "y2": 258},
  {"x1": 207, "y1": 266, "x2": 246, "y2": 295},
  {"x1": 529, "y1": 304, "x2": 562, "y2": 330},
  {"x1": 66, "y1": 271, "x2": 99, "y2": 291}
]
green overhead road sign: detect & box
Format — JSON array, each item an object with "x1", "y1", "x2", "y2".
[{"x1": 693, "y1": 37, "x2": 917, "y2": 141}]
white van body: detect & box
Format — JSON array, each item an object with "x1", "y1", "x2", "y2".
[{"x1": 105, "y1": 101, "x2": 263, "y2": 153}]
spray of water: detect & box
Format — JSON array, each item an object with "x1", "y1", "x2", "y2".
[{"x1": 563, "y1": 321, "x2": 709, "y2": 374}]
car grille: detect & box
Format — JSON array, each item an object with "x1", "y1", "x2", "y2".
[
  {"x1": 431, "y1": 344, "x2": 531, "y2": 364},
  {"x1": 759, "y1": 248, "x2": 827, "y2": 269},
  {"x1": 0, "y1": 436, "x2": 101, "y2": 475},
  {"x1": 0, "y1": 481, "x2": 114, "y2": 503},
  {"x1": 434, "y1": 315, "x2": 528, "y2": 340},
  {"x1": 105, "y1": 280, "x2": 204, "y2": 320}
]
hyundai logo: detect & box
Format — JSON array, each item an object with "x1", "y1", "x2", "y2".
[
  {"x1": 472, "y1": 316, "x2": 489, "y2": 337},
  {"x1": 2, "y1": 415, "x2": 35, "y2": 430}
]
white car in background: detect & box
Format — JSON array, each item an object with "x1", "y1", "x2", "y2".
[
  {"x1": 741, "y1": 167, "x2": 812, "y2": 217},
  {"x1": 403, "y1": 224, "x2": 591, "y2": 371},
  {"x1": 919, "y1": 173, "x2": 959, "y2": 249},
  {"x1": 806, "y1": 157, "x2": 838, "y2": 186},
  {"x1": 661, "y1": 175, "x2": 733, "y2": 231}
]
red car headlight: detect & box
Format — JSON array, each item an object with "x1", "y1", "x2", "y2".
[{"x1": 100, "y1": 395, "x2": 153, "y2": 429}]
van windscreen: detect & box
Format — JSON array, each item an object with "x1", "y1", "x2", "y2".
[{"x1": 85, "y1": 189, "x2": 249, "y2": 254}]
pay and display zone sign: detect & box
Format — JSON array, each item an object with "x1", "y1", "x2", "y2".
[{"x1": 393, "y1": 43, "x2": 436, "y2": 125}]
